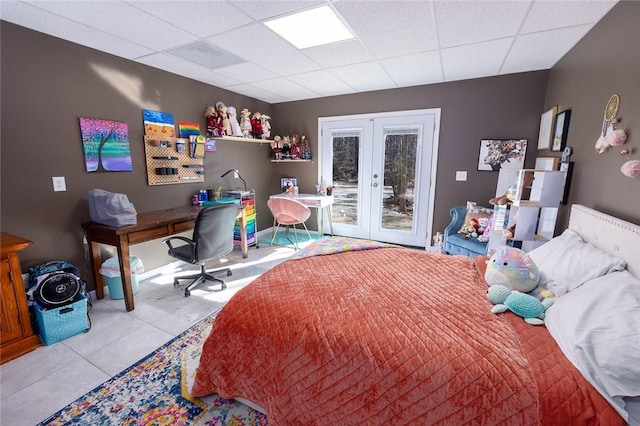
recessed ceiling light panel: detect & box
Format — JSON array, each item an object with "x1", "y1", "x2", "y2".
[{"x1": 264, "y1": 5, "x2": 354, "y2": 49}]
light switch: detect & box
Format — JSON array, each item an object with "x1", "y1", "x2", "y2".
[
  {"x1": 52, "y1": 176, "x2": 66, "y2": 192},
  {"x1": 455, "y1": 171, "x2": 467, "y2": 181}
]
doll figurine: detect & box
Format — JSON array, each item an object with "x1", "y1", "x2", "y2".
[
  {"x1": 281, "y1": 135, "x2": 291, "y2": 158},
  {"x1": 290, "y1": 134, "x2": 301, "y2": 159},
  {"x1": 271, "y1": 135, "x2": 283, "y2": 160},
  {"x1": 227, "y1": 106, "x2": 243, "y2": 137},
  {"x1": 251, "y1": 112, "x2": 263, "y2": 139},
  {"x1": 300, "y1": 134, "x2": 311, "y2": 159},
  {"x1": 205, "y1": 106, "x2": 218, "y2": 136},
  {"x1": 261, "y1": 114, "x2": 272, "y2": 139},
  {"x1": 240, "y1": 108, "x2": 252, "y2": 138},
  {"x1": 216, "y1": 101, "x2": 232, "y2": 136}
]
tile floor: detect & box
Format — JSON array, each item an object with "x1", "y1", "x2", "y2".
[{"x1": 0, "y1": 241, "x2": 296, "y2": 426}]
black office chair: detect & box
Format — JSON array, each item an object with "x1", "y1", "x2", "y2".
[{"x1": 163, "y1": 204, "x2": 237, "y2": 296}]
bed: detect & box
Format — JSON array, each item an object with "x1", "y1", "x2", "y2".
[{"x1": 192, "y1": 204, "x2": 640, "y2": 425}]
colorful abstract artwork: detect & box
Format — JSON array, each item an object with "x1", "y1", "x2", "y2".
[
  {"x1": 79, "y1": 117, "x2": 132, "y2": 173},
  {"x1": 143, "y1": 109, "x2": 175, "y2": 137},
  {"x1": 178, "y1": 121, "x2": 200, "y2": 138}
]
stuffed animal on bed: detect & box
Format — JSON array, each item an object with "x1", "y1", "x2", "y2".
[
  {"x1": 487, "y1": 284, "x2": 554, "y2": 326},
  {"x1": 485, "y1": 247, "x2": 540, "y2": 293},
  {"x1": 529, "y1": 279, "x2": 569, "y2": 301}
]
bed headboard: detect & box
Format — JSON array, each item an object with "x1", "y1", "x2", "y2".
[{"x1": 568, "y1": 204, "x2": 640, "y2": 279}]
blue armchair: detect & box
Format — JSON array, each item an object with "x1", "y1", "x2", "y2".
[{"x1": 443, "y1": 205, "x2": 489, "y2": 257}]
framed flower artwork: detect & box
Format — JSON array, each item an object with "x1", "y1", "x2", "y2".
[{"x1": 477, "y1": 139, "x2": 527, "y2": 171}]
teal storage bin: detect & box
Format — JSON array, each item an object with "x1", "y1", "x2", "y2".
[
  {"x1": 99, "y1": 256, "x2": 144, "y2": 300},
  {"x1": 35, "y1": 294, "x2": 88, "y2": 345}
]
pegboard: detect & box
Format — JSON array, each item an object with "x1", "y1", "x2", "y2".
[{"x1": 143, "y1": 136, "x2": 204, "y2": 186}]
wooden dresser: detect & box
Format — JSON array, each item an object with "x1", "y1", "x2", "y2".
[{"x1": 1, "y1": 232, "x2": 40, "y2": 364}]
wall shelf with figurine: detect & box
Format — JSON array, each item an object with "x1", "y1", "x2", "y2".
[
  {"x1": 271, "y1": 159, "x2": 313, "y2": 163},
  {"x1": 213, "y1": 136, "x2": 272, "y2": 144}
]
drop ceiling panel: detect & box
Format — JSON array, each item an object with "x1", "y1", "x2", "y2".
[
  {"x1": 301, "y1": 39, "x2": 375, "y2": 69},
  {"x1": 251, "y1": 77, "x2": 319, "y2": 101},
  {"x1": 140, "y1": 1, "x2": 254, "y2": 38},
  {"x1": 136, "y1": 53, "x2": 242, "y2": 87},
  {"x1": 501, "y1": 25, "x2": 593, "y2": 74},
  {"x1": 334, "y1": 1, "x2": 439, "y2": 58},
  {"x1": 24, "y1": 0, "x2": 197, "y2": 51},
  {"x1": 287, "y1": 70, "x2": 356, "y2": 97},
  {"x1": 329, "y1": 62, "x2": 397, "y2": 92},
  {"x1": 380, "y1": 51, "x2": 444, "y2": 87},
  {"x1": 207, "y1": 23, "x2": 321, "y2": 76},
  {"x1": 435, "y1": 1, "x2": 530, "y2": 48},
  {"x1": 228, "y1": 0, "x2": 324, "y2": 21},
  {"x1": 1, "y1": 0, "x2": 620, "y2": 103},
  {"x1": 442, "y1": 39, "x2": 513, "y2": 81},
  {"x1": 521, "y1": 0, "x2": 617, "y2": 33},
  {"x1": 0, "y1": 1, "x2": 154, "y2": 59},
  {"x1": 224, "y1": 84, "x2": 289, "y2": 104},
  {"x1": 214, "y1": 63, "x2": 278, "y2": 84}
]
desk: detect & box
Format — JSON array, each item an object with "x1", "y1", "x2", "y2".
[
  {"x1": 269, "y1": 193, "x2": 334, "y2": 235},
  {"x1": 84, "y1": 205, "x2": 247, "y2": 312}
]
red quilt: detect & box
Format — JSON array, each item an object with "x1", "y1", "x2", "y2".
[{"x1": 192, "y1": 247, "x2": 623, "y2": 425}]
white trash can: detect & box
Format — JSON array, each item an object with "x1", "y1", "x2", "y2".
[{"x1": 99, "y1": 256, "x2": 144, "y2": 299}]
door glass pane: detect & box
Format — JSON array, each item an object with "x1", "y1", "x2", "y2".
[
  {"x1": 381, "y1": 128, "x2": 418, "y2": 231},
  {"x1": 331, "y1": 131, "x2": 360, "y2": 225}
]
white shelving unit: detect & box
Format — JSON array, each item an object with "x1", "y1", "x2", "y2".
[{"x1": 488, "y1": 168, "x2": 564, "y2": 254}]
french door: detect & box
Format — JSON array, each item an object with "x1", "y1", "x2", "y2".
[{"x1": 319, "y1": 109, "x2": 440, "y2": 247}]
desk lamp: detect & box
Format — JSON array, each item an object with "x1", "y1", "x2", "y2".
[{"x1": 221, "y1": 169, "x2": 247, "y2": 192}]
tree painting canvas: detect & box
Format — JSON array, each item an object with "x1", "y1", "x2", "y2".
[{"x1": 79, "y1": 117, "x2": 132, "y2": 173}]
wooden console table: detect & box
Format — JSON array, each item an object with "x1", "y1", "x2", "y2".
[{"x1": 84, "y1": 205, "x2": 247, "y2": 312}]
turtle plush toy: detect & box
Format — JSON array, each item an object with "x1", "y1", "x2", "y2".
[{"x1": 487, "y1": 284, "x2": 554, "y2": 326}]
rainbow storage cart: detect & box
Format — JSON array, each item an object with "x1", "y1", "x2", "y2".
[{"x1": 225, "y1": 190, "x2": 259, "y2": 250}]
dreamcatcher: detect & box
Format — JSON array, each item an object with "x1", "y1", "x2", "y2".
[{"x1": 594, "y1": 94, "x2": 638, "y2": 178}]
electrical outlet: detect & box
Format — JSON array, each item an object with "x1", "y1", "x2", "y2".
[
  {"x1": 52, "y1": 176, "x2": 66, "y2": 192},
  {"x1": 455, "y1": 171, "x2": 467, "y2": 181}
]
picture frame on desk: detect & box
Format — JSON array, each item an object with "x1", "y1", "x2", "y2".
[
  {"x1": 559, "y1": 161, "x2": 574, "y2": 205},
  {"x1": 281, "y1": 177, "x2": 297, "y2": 193}
]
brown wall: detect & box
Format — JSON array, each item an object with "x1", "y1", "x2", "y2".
[
  {"x1": 2, "y1": 0, "x2": 638, "y2": 290},
  {"x1": 273, "y1": 72, "x2": 549, "y2": 236},
  {"x1": 543, "y1": 0, "x2": 640, "y2": 227},
  {"x1": 0, "y1": 22, "x2": 274, "y2": 282}
]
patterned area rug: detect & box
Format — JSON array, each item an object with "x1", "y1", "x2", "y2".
[{"x1": 37, "y1": 310, "x2": 268, "y2": 425}]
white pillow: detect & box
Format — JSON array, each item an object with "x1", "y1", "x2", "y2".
[
  {"x1": 546, "y1": 270, "x2": 640, "y2": 421},
  {"x1": 528, "y1": 229, "x2": 626, "y2": 292}
]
